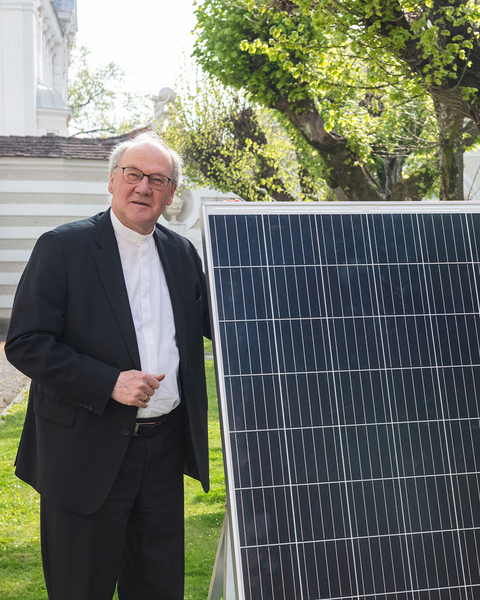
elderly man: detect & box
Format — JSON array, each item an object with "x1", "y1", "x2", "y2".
[{"x1": 5, "y1": 132, "x2": 211, "y2": 600}]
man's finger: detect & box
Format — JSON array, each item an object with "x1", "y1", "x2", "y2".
[{"x1": 144, "y1": 374, "x2": 165, "y2": 392}]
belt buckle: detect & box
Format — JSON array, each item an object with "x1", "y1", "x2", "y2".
[{"x1": 133, "y1": 423, "x2": 141, "y2": 436}]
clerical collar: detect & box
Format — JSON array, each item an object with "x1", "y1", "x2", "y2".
[{"x1": 110, "y1": 209, "x2": 154, "y2": 245}]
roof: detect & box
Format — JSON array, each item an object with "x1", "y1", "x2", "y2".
[{"x1": 0, "y1": 128, "x2": 152, "y2": 160}]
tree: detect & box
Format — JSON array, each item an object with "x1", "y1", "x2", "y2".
[
  {"x1": 164, "y1": 65, "x2": 329, "y2": 201},
  {"x1": 68, "y1": 44, "x2": 152, "y2": 137},
  {"x1": 193, "y1": 0, "x2": 480, "y2": 201}
]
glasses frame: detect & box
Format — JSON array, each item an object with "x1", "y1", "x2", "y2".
[{"x1": 120, "y1": 166, "x2": 172, "y2": 191}]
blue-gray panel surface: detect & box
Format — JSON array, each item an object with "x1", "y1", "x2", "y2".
[{"x1": 204, "y1": 207, "x2": 480, "y2": 600}]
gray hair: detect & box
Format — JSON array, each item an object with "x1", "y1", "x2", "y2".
[{"x1": 109, "y1": 131, "x2": 183, "y2": 187}]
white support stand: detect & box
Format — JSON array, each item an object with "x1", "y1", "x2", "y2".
[{"x1": 207, "y1": 511, "x2": 236, "y2": 600}]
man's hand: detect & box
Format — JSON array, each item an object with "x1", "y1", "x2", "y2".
[{"x1": 111, "y1": 370, "x2": 165, "y2": 408}]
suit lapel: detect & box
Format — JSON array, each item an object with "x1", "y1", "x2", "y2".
[
  {"x1": 153, "y1": 228, "x2": 187, "y2": 365},
  {"x1": 92, "y1": 209, "x2": 141, "y2": 370}
]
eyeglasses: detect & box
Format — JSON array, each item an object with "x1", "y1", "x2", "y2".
[{"x1": 120, "y1": 167, "x2": 172, "y2": 191}]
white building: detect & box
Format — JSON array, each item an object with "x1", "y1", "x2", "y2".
[{"x1": 0, "y1": 0, "x2": 76, "y2": 137}]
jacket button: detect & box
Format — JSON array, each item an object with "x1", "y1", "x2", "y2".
[
  {"x1": 122, "y1": 429, "x2": 130, "y2": 436},
  {"x1": 88, "y1": 405, "x2": 93, "y2": 410}
]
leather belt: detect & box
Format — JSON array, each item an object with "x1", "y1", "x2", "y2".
[{"x1": 132, "y1": 412, "x2": 172, "y2": 437}]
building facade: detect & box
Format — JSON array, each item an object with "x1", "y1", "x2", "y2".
[{"x1": 0, "y1": 0, "x2": 76, "y2": 137}]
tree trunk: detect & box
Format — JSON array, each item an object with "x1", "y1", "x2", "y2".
[
  {"x1": 378, "y1": 155, "x2": 405, "y2": 199},
  {"x1": 433, "y1": 100, "x2": 465, "y2": 201},
  {"x1": 390, "y1": 168, "x2": 435, "y2": 202},
  {"x1": 274, "y1": 95, "x2": 386, "y2": 202}
]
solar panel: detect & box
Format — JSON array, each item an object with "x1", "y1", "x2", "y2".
[{"x1": 201, "y1": 202, "x2": 480, "y2": 600}]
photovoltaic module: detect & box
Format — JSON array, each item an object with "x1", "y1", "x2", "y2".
[{"x1": 201, "y1": 202, "x2": 480, "y2": 600}]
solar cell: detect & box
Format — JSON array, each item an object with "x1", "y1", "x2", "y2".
[{"x1": 202, "y1": 202, "x2": 480, "y2": 600}]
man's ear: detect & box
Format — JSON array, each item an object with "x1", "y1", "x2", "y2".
[
  {"x1": 107, "y1": 171, "x2": 115, "y2": 194},
  {"x1": 167, "y1": 186, "x2": 177, "y2": 206}
]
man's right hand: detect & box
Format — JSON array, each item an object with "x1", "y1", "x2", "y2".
[{"x1": 111, "y1": 370, "x2": 165, "y2": 408}]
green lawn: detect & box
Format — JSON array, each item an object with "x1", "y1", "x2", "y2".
[{"x1": 0, "y1": 359, "x2": 225, "y2": 599}]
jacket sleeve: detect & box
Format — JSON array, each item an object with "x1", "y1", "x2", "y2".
[
  {"x1": 5, "y1": 231, "x2": 120, "y2": 417},
  {"x1": 193, "y1": 241, "x2": 211, "y2": 341}
]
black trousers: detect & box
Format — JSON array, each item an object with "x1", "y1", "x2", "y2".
[{"x1": 40, "y1": 413, "x2": 185, "y2": 600}]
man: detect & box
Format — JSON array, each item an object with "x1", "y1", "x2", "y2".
[{"x1": 5, "y1": 132, "x2": 211, "y2": 599}]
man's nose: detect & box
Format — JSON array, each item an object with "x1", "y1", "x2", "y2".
[{"x1": 136, "y1": 174, "x2": 153, "y2": 192}]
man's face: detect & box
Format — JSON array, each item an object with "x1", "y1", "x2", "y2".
[{"x1": 108, "y1": 142, "x2": 176, "y2": 235}]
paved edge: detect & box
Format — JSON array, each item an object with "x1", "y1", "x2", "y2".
[{"x1": 0, "y1": 385, "x2": 29, "y2": 420}]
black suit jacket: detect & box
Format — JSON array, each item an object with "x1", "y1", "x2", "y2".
[{"x1": 6, "y1": 209, "x2": 211, "y2": 514}]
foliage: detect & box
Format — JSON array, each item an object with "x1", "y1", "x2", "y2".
[
  {"x1": 164, "y1": 64, "x2": 329, "y2": 201},
  {"x1": 0, "y1": 359, "x2": 224, "y2": 600},
  {"x1": 193, "y1": 0, "x2": 480, "y2": 200},
  {"x1": 68, "y1": 44, "x2": 152, "y2": 137}
]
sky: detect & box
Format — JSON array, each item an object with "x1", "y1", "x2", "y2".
[{"x1": 75, "y1": 0, "x2": 198, "y2": 98}]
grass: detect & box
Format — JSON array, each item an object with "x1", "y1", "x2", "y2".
[
  {"x1": 184, "y1": 359, "x2": 225, "y2": 599},
  {"x1": 0, "y1": 358, "x2": 225, "y2": 599},
  {"x1": 0, "y1": 401, "x2": 45, "y2": 599},
  {"x1": 203, "y1": 337, "x2": 213, "y2": 355}
]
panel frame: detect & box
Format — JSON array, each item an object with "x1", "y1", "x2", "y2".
[{"x1": 201, "y1": 200, "x2": 480, "y2": 600}]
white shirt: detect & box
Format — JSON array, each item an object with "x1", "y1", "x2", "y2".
[{"x1": 111, "y1": 210, "x2": 180, "y2": 418}]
